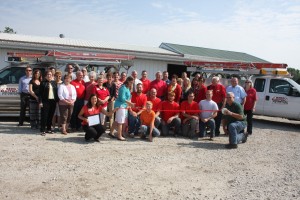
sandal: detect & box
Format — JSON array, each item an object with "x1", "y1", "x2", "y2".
[
  {"x1": 41, "y1": 132, "x2": 46, "y2": 136},
  {"x1": 61, "y1": 131, "x2": 68, "y2": 135},
  {"x1": 117, "y1": 137, "x2": 126, "y2": 141},
  {"x1": 108, "y1": 133, "x2": 115, "y2": 138}
]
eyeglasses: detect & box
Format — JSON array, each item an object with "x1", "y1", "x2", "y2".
[
  {"x1": 26, "y1": 70, "x2": 32, "y2": 72},
  {"x1": 68, "y1": 68, "x2": 73, "y2": 70}
]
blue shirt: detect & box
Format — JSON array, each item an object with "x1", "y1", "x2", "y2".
[
  {"x1": 114, "y1": 85, "x2": 131, "y2": 108},
  {"x1": 18, "y1": 75, "x2": 32, "y2": 94},
  {"x1": 226, "y1": 85, "x2": 247, "y2": 104}
]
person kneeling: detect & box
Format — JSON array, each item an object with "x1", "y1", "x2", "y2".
[
  {"x1": 78, "y1": 94, "x2": 117, "y2": 142},
  {"x1": 138, "y1": 101, "x2": 160, "y2": 142},
  {"x1": 222, "y1": 92, "x2": 248, "y2": 149}
]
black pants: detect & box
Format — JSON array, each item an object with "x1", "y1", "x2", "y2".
[
  {"x1": 19, "y1": 93, "x2": 30, "y2": 125},
  {"x1": 244, "y1": 110, "x2": 253, "y2": 134},
  {"x1": 40, "y1": 99, "x2": 56, "y2": 132},
  {"x1": 214, "y1": 102, "x2": 223, "y2": 136},
  {"x1": 83, "y1": 124, "x2": 105, "y2": 140},
  {"x1": 70, "y1": 98, "x2": 84, "y2": 130}
]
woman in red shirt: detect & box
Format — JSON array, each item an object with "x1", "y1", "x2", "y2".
[
  {"x1": 167, "y1": 74, "x2": 182, "y2": 103},
  {"x1": 244, "y1": 79, "x2": 257, "y2": 135},
  {"x1": 78, "y1": 94, "x2": 117, "y2": 142},
  {"x1": 192, "y1": 77, "x2": 207, "y2": 103}
]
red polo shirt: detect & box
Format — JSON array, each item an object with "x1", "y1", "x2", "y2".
[
  {"x1": 147, "y1": 96, "x2": 161, "y2": 112},
  {"x1": 131, "y1": 92, "x2": 147, "y2": 112},
  {"x1": 180, "y1": 100, "x2": 199, "y2": 120},
  {"x1": 158, "y1": 101, "x2": 180, "y2": 122},
  {"x1": 140, "y1": 78, "x2": 151, "y2": 94},
  {"x1": 244, "y1": 88, "x2": 258, "y2": 110},
  {"x1": 194, "y1": 84, "x2": 207, "y2": 103},
  {"x1": 92, "y1": 85, "x2": 110, "y2": 107},
  {"x1": 167, "y1": 84, "x2": 182, "y2": 103},
  {"x1": 81, "y1": 105, "x2": 103, "y2": 126},
  {"x1": 71, "y1": 79, "x2": 86, "y2": 99},
  {"x1": 207, "y1": 84, "x2": 226, "y2": 104},
  {"x1": 149, "y1": 79, "x2": 167, "y2": 98}
]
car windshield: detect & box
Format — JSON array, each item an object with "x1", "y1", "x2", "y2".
[{"x1": 0, "y1": 67, "x2": 25, "y2": 85}]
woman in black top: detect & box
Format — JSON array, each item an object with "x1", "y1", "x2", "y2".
[
  {"x1": 29, "y1": 69, "x2": 42, "y2": 129},
  {"x1": 39, "y1": 70, "x2": 59, "y2": 136}
]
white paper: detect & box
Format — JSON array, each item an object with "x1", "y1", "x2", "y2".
[
  {"x1": 222, "y1": 108, "x2": 228, "y2": 115},
  {"x1": 88, "y1": 115, "x2": 100, "y2": 126}
]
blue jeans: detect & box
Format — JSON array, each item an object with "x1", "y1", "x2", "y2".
[
  {"x1": 139, "y1": 125, "x2": 160, "y2": 137},
  {"x1": 199, "y1": 119, "x2": 216, "y2": 138},
  {"x1": 128, "y1": 112, "x2": 141, "y2": 134},
  {"x1": 161, "y1": 117, "x2": 181, "y2": 136},
  {"x1": 228, "y1": 121, "x2": 246, "y2": 144}
]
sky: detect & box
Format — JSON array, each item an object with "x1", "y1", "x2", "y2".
[{"x1": 0, "y1": 0, "x2": 300, "y2": 69}]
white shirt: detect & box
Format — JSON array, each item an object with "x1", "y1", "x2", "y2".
[{"x1": 199, "y1": 99, "x2": 218, "y2": 119}]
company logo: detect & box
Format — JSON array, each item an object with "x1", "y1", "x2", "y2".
[{"x1": 272, "y1": 96, "x2": 288, "y2": 104}]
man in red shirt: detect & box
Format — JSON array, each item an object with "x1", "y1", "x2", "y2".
[
  {"x1": 180, "y1": 91, "x2": 199, "y2": 139},
  {"x1": 207, "y1": 76, "x2": 226, "y2": 136},
  {"x1": 128, "y1": 83, "x2": 147, "y2": 136},
  {"x1": 157, "y1": 92, "x2": 181, "y2": 136},
  {"x1": 147, "y1": 88, "x2": 161, "y2": 128},
  {"x1": 140, "y1": 70, "x2": 151, "y2": 94},
  {"x1": 92, "y1": 75, "x2": 110, "y2": 125},
  {"x1": 70, "y1": 71, "x2": 85, "y2": 131},
  {"x1": 149, "y1": 71, "x2": 167, "y2": 100}
]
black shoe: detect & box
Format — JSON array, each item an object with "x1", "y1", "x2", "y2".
[
  {"x1": 242, "y1": 132, "x2": 248, "y2": 143},
  {"x1": 225, "y1": 144, "x2": 238, "y2": 149},
  {"x1": 94, "y1": 138, "x2": 100, "y2": 142},
  {"x1": 17, "y1": 123, "x2": 23, "y2": 127}
]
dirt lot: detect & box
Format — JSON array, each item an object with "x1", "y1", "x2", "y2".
[{"x1": 0, "y1": 117, "x2": 299, "y2": 200}]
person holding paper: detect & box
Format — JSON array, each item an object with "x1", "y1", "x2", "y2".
[{"x1": 78, "y1": 94, "x2": 117, "y2": 142}]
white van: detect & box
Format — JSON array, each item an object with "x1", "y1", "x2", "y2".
[{"x1": 252, "y1": 75, "x2": 300, "y2": 120}]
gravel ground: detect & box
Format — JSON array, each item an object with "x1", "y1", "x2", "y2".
[{"x1": 0, "y1": 117, "x2": 299, "y2": 200}]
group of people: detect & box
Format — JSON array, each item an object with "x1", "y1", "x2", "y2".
[{"x1": 18, "y1": 64, "x2": 257, "y2": 148}]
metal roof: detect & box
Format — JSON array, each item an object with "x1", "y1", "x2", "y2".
[
  {"x1": 0, "y1": 33, "x2": 178, "y2": 56},
  {"x1": 159, "y1": 43, "x2": 269, "y2": 63}
]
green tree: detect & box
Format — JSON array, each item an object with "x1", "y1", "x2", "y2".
[
  {"x1": 1, "y1": 27, "x2": 17, "y2": 34},
  {"x1": 287, "y1": 68, "x2": 300, "y2": 84}
]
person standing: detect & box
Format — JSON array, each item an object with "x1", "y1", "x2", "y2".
[
  {"x1": 92, "y1": 75, "x2": 110, "y2": 126},
  {"x1": 180, "y1": 91, "x2": 199, "y2": 139},
  {"x1": 113, "y1": 71, "x2": 123, "y2": 98},
  {"x1": 52, "y1": 71, "x2": 63, "y2": 131},
  {"x1": 199, "y1": 90, "x2": 219, "y2": 140},
  {"x1": 180, "y1": 78, "x2": 192, "y2": 103},
  {"x1": 39, "y1": 70, "x2": 59, "y2": 136},
  {"x1": 222, "y1": 92, "x2": 248, "y2": 149},
  {"x1": 149, "y1": 71, "x2": 167, "y2": 100},
  {"x1": 103, "y1": 72, "x2": 117, "y2": 128},
  {"x1": 18, "y1": 66, "x2": 32, "y2": 126},
  {"x1": 110, "y1": 76, "x2": 135, "y2": 141},
  {"x1": 84, "y1": 71, "x2": 97, "y2": 105},
  {"x1": 162, "y1": 71, "x2": 171, "y2": 85},
  {"x1": 58, "y1": 75, "x2": 77, "y2": 135},
  {"x1": 82, "y1": 67, "x2": 90, "y2": 82},
  {"x1": 194, "y1": 77, "x2": 207, "y2": 103},
  {"x1": 244, "y1": 79, "x2": 257, "y2": 135},
  {"x1": 226, "y1": 77, "x2": 247, "y2": 106},
  {"x1": 70, "y1": 71, "x2": 85, "y2": 131},
  {"x1": 207, "y1": 76, "x2": 226, "y2": 136},
  {"x1": 119, "y1": 72, "x2": 127, "y2": 83},
  {"x1": 65, "y1": 64, "x2": 76, "y2": 80},
  {"x1": 28, "y1": 69, "x2": 42, "y2": 129},
  {"x1": 167, "y1": 74, "x2": 182, "y2": 103},
  {"x1": 140, "y1": 70, "x2": 151, "y2": 94},
  {"x1": 131, "y1": 70, "x2": 142, "y2": 92}
]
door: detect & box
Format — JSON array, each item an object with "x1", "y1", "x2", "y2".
[
  {"x1": 263, "y1": 78, "x2": 299, "y2": 119},
  {"x1": 253, "y1": 78, "x2": 266, "y2": 115},
  {"x1": 167, "y1": 64, "x2": 189, "y2": 79}
]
